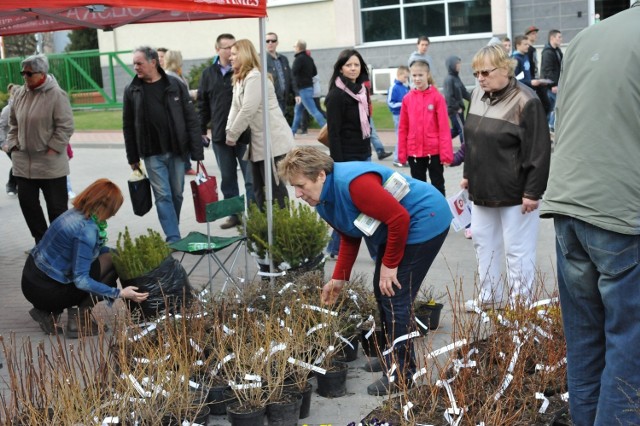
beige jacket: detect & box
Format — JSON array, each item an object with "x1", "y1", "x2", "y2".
[
  {"x1": 7, "y1": 75, "x2": 74, "y2": 179},
  {"x1": 226, "y1": 68, "x2": 294, "y2": 163}
]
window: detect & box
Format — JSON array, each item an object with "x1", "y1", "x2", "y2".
[{"x1": 361, "y1": 0, "x2": 492, "y2": 43}]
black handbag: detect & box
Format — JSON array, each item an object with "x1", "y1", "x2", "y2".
[
  {"x1": 128, "y1": 169, "x2": 153, "y2": 216},
  {"x1": 236, "y1": 128, "x2": 251, "y2": 145}
]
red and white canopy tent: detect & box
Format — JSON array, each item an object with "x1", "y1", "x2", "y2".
[{"x1": 0, "y1": 0, "x2": 282, "y2": 281}]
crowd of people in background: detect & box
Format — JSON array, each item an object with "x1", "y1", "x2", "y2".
[{"x1": 3, "y1": 4, "x2": 640, "y2": 418}]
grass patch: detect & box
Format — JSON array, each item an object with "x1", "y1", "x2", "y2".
[
  {"x1": 72, "y1": 101, "x2": 396, "y2": 132},
  {"x1": 73, "y1": 109, "x2": 123, "y2": 131}
]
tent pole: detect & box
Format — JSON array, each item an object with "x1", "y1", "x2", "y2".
[{"x1": 258, "y1": 17, "x2": 276, "y2": 286}]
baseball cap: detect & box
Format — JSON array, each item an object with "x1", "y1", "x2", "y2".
[{"x1": 525, "y1": 25, "x2": 540, "y2": 35}]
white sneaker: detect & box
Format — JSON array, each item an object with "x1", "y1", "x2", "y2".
[
  {"x1": 465, "y1": 298, "x2": 502, "y2": 312},
  {"x1": 68, "y1": 191, "x2": 77, "y2": 200}
]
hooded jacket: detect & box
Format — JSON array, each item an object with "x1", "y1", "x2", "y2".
[
  {"x1": 397, "y1": 85, "x2": 453, "y2": 164},
  {"x1": 6, "y1": 75, "x2": 73, "y2": 179},
  {"x1": 443, "y1": 56, "x2": 471, "y2": 116},
  {"x1": 123, "y1": 68, "x2": 203, "y2": 165}
]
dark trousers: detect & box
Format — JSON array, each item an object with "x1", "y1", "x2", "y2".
[
  {"x1": 251, "y1": 155, "x2": 289, "y2": 211},
  {"x1": 21, "y1": 255, "x2": 105, "y2": 314},
  {"x1": 15, "y1": 176, "x2": 68, "y2": 243},
  {"x1": 449, "y1": 111, "x2": 465, "y2": 144},
  {"x1": 373, "y1": 228, "x2": 449, "y2": 379},
  {"x1": 408, "y1": 155, "x2": 446, "y2": 196},
  {"x1": 5, "y1": 151, "x2": 16, "y2": 188}
]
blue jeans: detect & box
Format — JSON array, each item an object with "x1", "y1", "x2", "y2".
[
  {"x1": 211, "y1": 142, "x2": 253, "y2": 203},
  {"x1": 373, "y1": 229, "x2": 449, "y2": 380},
  {"x1": 554, "y1": 215, "x2": 640, "y2": 426},
  {"x1": 291, "y1": 87, "x2": 326, "y2": 133},
  {"x1": 370, "y1": 118, "x2": 386, "y2": 157},
  {"x1": 144, "y1": 153, "x2": 185, "y2": 243},
  {"x1": 392, "y1": 114, "x2": 400, "y2": 162},
  {"x1": 547, "y1": 90, "x2": 557, "y2": 130}
]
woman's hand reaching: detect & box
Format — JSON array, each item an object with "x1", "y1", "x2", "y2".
[
  {"x1": 120, "y1": 286, "x2": 149, "y2": 303},
  {"x1": 321, "y1": 279, "x2": 345, "y2": 305}
]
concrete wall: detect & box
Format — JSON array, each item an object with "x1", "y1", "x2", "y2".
[{"x1": 510, "y1": 0, "x2": 589, "y2": 43}]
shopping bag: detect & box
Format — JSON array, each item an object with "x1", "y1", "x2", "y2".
[
  {"x1": 191, "y1": 161, "x2": 218, "y2": 223},
  {"x1": 317, "y1": 124, "x2": 329, "y2": 147},
  {"x1": 128, "y1": 168, "x2": 152, "y2": 216}
]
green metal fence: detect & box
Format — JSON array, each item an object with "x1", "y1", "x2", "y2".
[{"x1": 0, "y1": 50, "x2": 134, "y2": 109}]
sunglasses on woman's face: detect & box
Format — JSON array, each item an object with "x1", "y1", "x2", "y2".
[
  {"x1": 472, "y1": 68, "x2": 498, "y2": 78},
  {"x1": 20, "y1": 71, "x2": 40, "y2": 77}
]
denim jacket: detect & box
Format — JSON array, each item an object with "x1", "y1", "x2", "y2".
[{"x1": 31, "y1": 209, "x2": 120, "y2": 299}]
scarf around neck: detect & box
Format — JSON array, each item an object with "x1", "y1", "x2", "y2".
[{"x1": 334, "y1": 76, "x2": 371, "y2": 139}]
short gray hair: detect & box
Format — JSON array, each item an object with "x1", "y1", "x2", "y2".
[{"x1": 21, "y1": 54, "x2": 49, "y2": 74}]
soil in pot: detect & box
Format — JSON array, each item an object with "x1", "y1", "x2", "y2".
[
  {"x1": 316, "y1": 361, "x2": 349, "y2": 398},
  {"x1": 226, "y1": 401, "x2": 266, "y2": 426},
  {"x1": 266, "y1": 392, "x2": 302, "y2": 426}
]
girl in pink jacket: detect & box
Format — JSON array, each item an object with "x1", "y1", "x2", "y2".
[{"x1": 398, "y1": 59, "x2": 453, "y2": 195}]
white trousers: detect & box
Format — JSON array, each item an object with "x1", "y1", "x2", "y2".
[{"x1": 471, "y1": 204, "x2": 540, "y2": 304}]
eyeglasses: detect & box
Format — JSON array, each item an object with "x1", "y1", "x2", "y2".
[
  {"x1": 472, "y1": 68, "x2": 498, "y2": 78},
  {"x1": 266, "y1": 39, "x2": 278, "y2": 44},
  {"x1": 20, "y1": 71, "x2": 40, "y2": 77}
]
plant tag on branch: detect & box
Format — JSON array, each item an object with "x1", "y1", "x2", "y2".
[
  {"x1": 535, "y1": 392, "x2": 550, "y2": 413},
  {"x1": 382, "y1": 331, "x2": 421, "y2": 356},
  {"x1": 301, "y1": 304, "x2": 338, "y2": 316},
  {"x1": 288, "y1": 357, "x2": 326, "y2": 375},
  {"x1": 278, "y1": 282, "x2": 294, "y2": 294}
]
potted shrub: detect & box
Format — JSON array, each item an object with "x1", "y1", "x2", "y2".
[
  {"x1": 414, "y1": 285, "x2": 445, "y2": 333},
  {"x1": 112, "y1": 227, "x2": 193, "y2": 319},
  {"x1": 245, "y1": 200, "x2": 330, "y2": 275}
]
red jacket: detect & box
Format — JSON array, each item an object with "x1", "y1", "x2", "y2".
[{"x1": 398, "y1": 86, "x2": 453, "y2": 164}]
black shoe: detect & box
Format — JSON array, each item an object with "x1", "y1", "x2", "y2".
[
  {"x1": 366, "y1": 375, "x2": 414, "y2": 396},
  {"x1": 362, "y1": 357, "x2": 383, "y2": 373},
  {"x1": 378, "y1": 151, "x2": 392, "y2": 160},
  {"x1": 6, "y1": 183, "x2": 17, "y2": 197},
  {"x1": 220, "y1": 215, "x2": 241, "y2": 230},
  {"x1": 29, "y1": 308, "x2": 62, "y2": 335}
]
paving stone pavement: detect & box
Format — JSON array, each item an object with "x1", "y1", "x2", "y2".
[{"x1": 0, "y1": 129, "x2": 559, "y2": 425}]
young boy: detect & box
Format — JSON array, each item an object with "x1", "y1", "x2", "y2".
[
  {"x1": 398, "y1": 60, "x2": 453, "y2": 195},
  {"x1": 387, "y1": 66, "x2": 410, "y2": 167},
  {"x1": 512, "y1": 35, "x2": 540, "y2": 89}
]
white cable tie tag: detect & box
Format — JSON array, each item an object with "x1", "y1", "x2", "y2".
[
  {"x1": 189, "y1": 338, "x2": 202, "y2": 353},
  {"x1": 102, "y1": 417, "x2": 120, "y2": 425},
  {"x1": 415, "y1": 316, "x2": 429, "y2": 331},
  {"x1": 561, "y1": 392, "x2": 569, "y2": 402},
  {"x1": 530, "y1": 297, "x2": 557, "y2": 308},
  {"x1": 211, "y1": 353, "x2": 235, "y2": 376},
  {"x1": 287, "y1": 357, "x2": 327, "y2": 375},
  {"x1": 403, "y1": 401, "x2": 414, "y2": 420},
  {"x1": 244, "y1": 374, "x2": 262, "y2": 382},
  {"x1": 306, "y1": 322, "x2": 327, "y2": 336},
  {"x1": 193, "y1": 360, "x2": 204, "y2": 367},
  {"x1": 252, "y1": 347, "x2": 266, "y2": 360},
  {"x1": 387, "y1": 363, "x2": 397, "y2": 383},
  {"x1": 182, "y1": 421, "x2": 204, "y2": 426},
  {"x1": 363, "y1": 317, "x2": 376, "y2": 339},
  {"x1": 536, "y1": 392, "x2": 550, "y2": 413},
  {"x1": 436, "y1": 379, "x2": 461, "y2": 415},
  {"x1": 335, "y1": 332, "x2": 354, "y2": 350},
  {"x1": 494, "y1": 373, "x2": 513, "y2": 400},
  {"x1": 535, "y1": 325, "x2": 553, "y2": 339},
  {"x1": 267, "y1": 343, "x2": 287, "y2": 359},
  {"x1": 382, "y1": 331, "x2": 421, "y2": 356},
  {"x1": 257, "y1": 269, "x2": 286, "y2": 277},
  {"x1": 223, "y1": 324, "x2": 235, "y2": 335},
  {"x1": 313, "y1": 345, "x2": 335, "y2": 366},
  {"x1": 129, "y1": 323, "x2": 157, "y2": 341},
  {"x1": 426, "y1": 339, "x2": 467, "y2": 359},
  {"x1": 278, "y1": 282, "x2": 294, "y2": 294},
  {"x1": 122, "y1": 374, "x2": 151, "y2": 398},
  {"x1": 413, "y1": 367, "x2": 428, "y2": 382},
  {"x1": 284, "y1": 306, "x2": 291, "y2": 315},
  {"x1": 301, "y1": 304, "x2": 339, "y2": 316}
]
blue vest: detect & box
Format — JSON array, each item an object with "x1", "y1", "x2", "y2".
[{"x1": 316, "y1": 162, "x2": 452, "y2": 246}]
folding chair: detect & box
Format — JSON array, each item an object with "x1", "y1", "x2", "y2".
[{"x1": 169, "y1": 195, "x2": 247, "y2": 293}]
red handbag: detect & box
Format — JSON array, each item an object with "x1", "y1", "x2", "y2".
[{"x1": 191, "y1": 161, "x2": 218, "y2": 223}]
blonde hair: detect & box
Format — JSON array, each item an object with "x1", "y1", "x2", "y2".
[
  {"x1": 278, "y1": 146, "x2": 334, "y2": 184},
  {"x1": 231, "y1": 39, "x2": 261, "y2": 84},
  {"x1": 472, "y1": 45, "x2": 516, "y2": 78},
  {"x1": 409, "y1": 60, "x2": 436, "y2": 86},
  {"x1": 72, "y1": 178, "x2": 124, "y2": 221},
  {"x1": 163, "y1": 50, "x2": 184, "y2": 74}
]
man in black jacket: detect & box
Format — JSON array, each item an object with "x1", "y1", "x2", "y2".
[
  {"x1": 524, "y1": 25, "x2": 551, "y2": 116},
  {"x1": 541, "y1": 30, "x2": 563, "y2": 131},
  {"x1": 123, "y1": 46, "x2": 203, "y2": 243},
  {"x1": 265, "y1": 32, "x2": 292, "y2": 115},
  {"x1": 198, "y1": 33, "x2": 252, "y2": 229},
  {"x1": 290, "y1": 40, "x2": 326, "y2": 135}
]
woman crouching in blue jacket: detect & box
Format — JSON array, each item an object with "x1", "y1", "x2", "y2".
[{"x1": 22, "y1": 178, "x2": 149, "y2": 337}]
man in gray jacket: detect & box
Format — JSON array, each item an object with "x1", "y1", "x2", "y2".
[
  {"x1": 123, "y1": 46, "x2": 203, "y2": 243},
  {"x1": 540, "y1": 3, "x2": 640, "y2": 424},
  {"x1": 6, "y1": 54, "x2": 73, "y2": 244}
]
